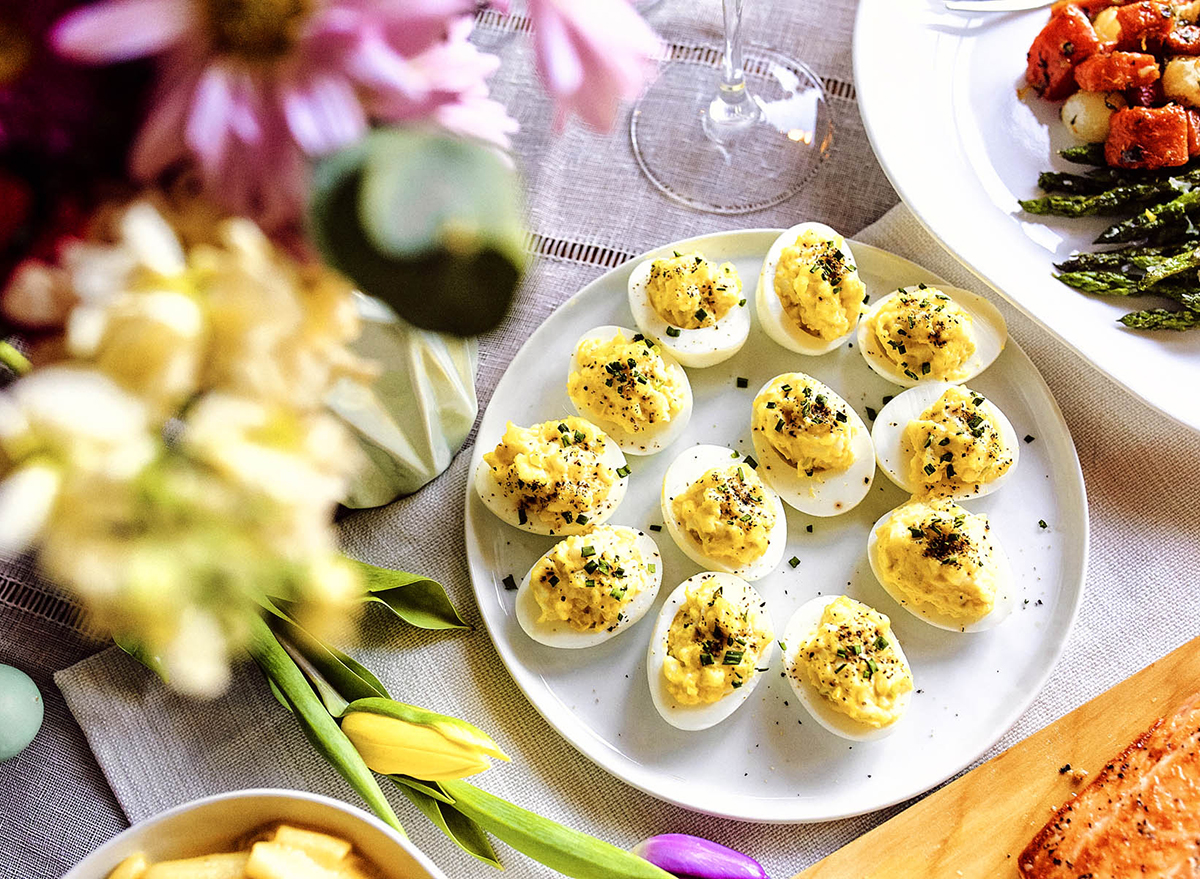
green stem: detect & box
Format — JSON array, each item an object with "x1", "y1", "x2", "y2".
[
  {"x1": 0, "y1": 341, "x2": 30, "y2": 376},
  {"x1": 246, "y1": 616, "x2": 405, "y2": 834}
]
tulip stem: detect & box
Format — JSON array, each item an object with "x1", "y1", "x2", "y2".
[{"x1": 0, "y1": 342, "x2": 30, "y2": 376}]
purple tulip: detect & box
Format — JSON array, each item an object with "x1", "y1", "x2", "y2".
[{"x1": 633, "y1": 834, "x2": 769, "y2": 879}]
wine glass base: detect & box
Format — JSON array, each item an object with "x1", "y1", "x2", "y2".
[{"x1": 630, "y1": 48, "x2": 833, "y2": 215}]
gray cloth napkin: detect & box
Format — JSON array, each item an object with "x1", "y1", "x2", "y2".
[{"x1": 56, "y1": 201, "x2": 1200, "y2": 879}]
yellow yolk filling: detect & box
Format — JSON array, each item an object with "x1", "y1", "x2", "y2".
[
  {"x1": 874, "y1": 498, "x2": 997, "y2": 624},
  {"x1": 567, "y1": 331, "x2": 686, "y2": 434},
  {"x1": 869, "y1": 286, "x2": 976, "y2": 381},
  {"x1": 671, "y1": 464, "x2": 775, "y2": 568},
  {"x1": 773, "y1": 229, "x2": 866, "y2": 340},
  {"x1": 752, "y1": 374, "x2": 855, "y2": 475},
  {"x1": 482, "y1": 417, "x2": 617, "y2": 530},
  {"x1": 662, "y1": 576, "x2": 773, "y2": 704},
  {"x1": 794, "y1": 596, "x2": 913, "y2": 728},
  {"x1": 530, "y1": 527, "x2": 652, "y2": 632},
  {"x1": 903, "y1": 387, "x2": 1013, "y2": 497},
  {"x1": 646, "y1": 252, "x2": 742, "y2": 329}
]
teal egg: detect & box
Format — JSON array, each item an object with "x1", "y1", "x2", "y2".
[{"x1": 0, "y1": 664, "x2": 43, "y2": 761}]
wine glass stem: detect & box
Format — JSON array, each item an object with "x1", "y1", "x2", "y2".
[{"x1": 705, "y1": 0, "x2": 760, "y2": 140}]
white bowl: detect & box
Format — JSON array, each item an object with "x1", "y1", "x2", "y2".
[{"x1": 62, "y1": 788, "x2": 447, "y2": 879}]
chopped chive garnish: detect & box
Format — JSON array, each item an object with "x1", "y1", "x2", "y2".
[
  {"x1": 649, "y1": 524, "x2": 662, "y2": 532},
  {"x1": 851, "y1": 643, "x2": 862, "y2": 656},
  {"x1": 1024, "y1": 435, "x2": 1036, "y2": 444},
  {"x1": 788, "y1": 556, "x2": 800, "y2": 568},
  {"x1": 616, "y1": 465, "x2": 631, "y2": 478},
  {"x1": 835, "y1": 411, "x2": 847, "y2": 423},
  {"x1": 722, "y1": 650, "x2": 744, "y2": 665},
  {"x1": 921, "y1": 362, "x2": 930, "y2": 375},
  {"x1": 610, "y1": 587, "x2": 626, "y2": 600},
  {"x1": 584, "y1": 561, "x2": 598, "y2": 574},
  {"x1": 909, "y1": 526, "x2": 924, "y2": 539},
  {"x1": 866, "y1": 407, "x2": 878, "y2": 421},
  {"x1": 548, "y1": 575, "x2": 559, "y2": 586},
  {"x1": 736, "y1": 377, "x2": 749, "y2": 388},
  {"x1": 695, "y1": 308, "x2": 708, "y2": 321},
  {"x1": 864, "y1": 658, "x2": 878, "y2": 679},
  {"x1": 648, "y1": 563, "x2": 656, "y2": 573},
  {"x1": 574, "y1": 429, "x2": 586, "y2": 443},
  {"x1": 562, "y1": 511, "x2": 574, "y2": 523},
  {"x1": 581, "y1": 545, "x2": 596, "y2": 557},
  {"x1": 775, "y1": 418, "x2": 785, "y2": 432},
  {"x1": 738, "y1": 298, "x2": 746, "y2": 306},
  {"x1": 585, "y1": 579, "x2": 596, "y2": 588},
  {"x1": 700, "y1": 652, "x2": 715, "y2": 666},
  {"x1": 518, "y1": 507, "x2": 527, "y2": 525},
  {"x1": 666, "y1": 326, "x2": 681, "y2": 337},
  {"x1": 731, "y1": 680, "x2": 743, "y2": 688},
  {"x1": 924, "y1": 463, "x2": 937, "y2": 476},
  {"x1": 766, "y1": 401, "x2": 776, "y2": 409},
  {"x1": 835, "y1": 663, "x2": 846, "y2": 673},
  {"x1": 672, "y1": 250, "x2": 681, "y2": 257},
  {"x1": 502, "y1": 575, "x2": 517, "y2": 591},
  {"x1": 744, "y1": 455, "x2": 758, "y2": 469},
  {"x1": 1038, "y1": 519, "x2": 1048, "y2": 529},
  {"x1": 875, "y1": 636, "x2": 888, "y2": 650},
  {"x1": 778, "y1": 640, "x2": 787, "y2": 651},
  {"x1": 575, "y1": 513, "x2": 589, "y2": 525}
]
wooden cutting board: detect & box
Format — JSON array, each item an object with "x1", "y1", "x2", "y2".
[{"x1": 793, "y1": 634, "x2": 1200, "y2": 879}]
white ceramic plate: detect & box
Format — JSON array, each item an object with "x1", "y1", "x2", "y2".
[
  {"x1": 464, "y1": 230, "x2": 1087, "y2": 823},
  {"x1": 854, "y1": 0, "x2": 1200, "y2": 434}
]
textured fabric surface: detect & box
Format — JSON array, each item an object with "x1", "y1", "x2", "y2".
[{"x1": 10, "y1": 1, "x2": 1200, "y2": 878}]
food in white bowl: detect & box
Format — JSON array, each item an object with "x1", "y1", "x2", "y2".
[
  {"x1": 566, "y1": 325, "x2": 692, "y2": 455},
  {"x1": 64, "y1": 789, "x2": 445, "y2": 879},
  {"x1": 857, "y1": 284, "x2": 1007, "y2": 387},
  {"x1": 749, "y1": 373, "x2": 875, "y2": 517},
  {"x1": 871, "y1": 383, "x2": 1018, "y2": 500},
  {"x1": 646, "y1": 572, "x2": 775, "y2": 731},
  {"x1": 627, "y1": 250, "x2": 750, "y2": 368},
  {"x1": 756, "y1": 222, "x2": 867, "y2": 355},
  {"x1": 781, "y1": 595, "x2": 913, "y2": 741},
  {"x1": 868, "y1": 497, "x2": 1016, "y2": 633},
  {"x1": 660, "y1": 444, "x2": 787, "y2": 581},
  {"x1": 474, "y1": 416, "x2": 629, "y2": 535},
  {"x1": 514, "y1": 525, "x2": 662, "y2": 648}
]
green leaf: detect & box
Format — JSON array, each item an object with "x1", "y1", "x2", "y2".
[
  {"x1": 0, "y1": 341, "x2": 31, "y2": 376},
  {"x1": 392, "y1": 778, "x2": 501, "y2": 868},
  {"x1": 246, "y1": 617, "x2": 405, "y2": 835},
  {"x1": 112, "y1": 633, "x2": 168, "y2": 684},
  {"x1": 265, "y1": 609, "x2": 389, "y2": 706},
  {"x1": 266, "y1": 678, "x2": 293, "y2": 714},
  {"x1": 391, "y1": 775, "x2": 455, "y2": 805},
  {"x1": 350, "y1": 559, "x2": 470, "y2": 630},
  {"x1": 441, "y1": 780, "x2": 672, "y2": 879},
  {"x1": 309, "y1": 128, "x2": 525, "y2": 337}
]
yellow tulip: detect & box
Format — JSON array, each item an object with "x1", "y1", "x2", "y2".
[{"x1": 340, "y1": 698, "x2": 509, "y2": 781}]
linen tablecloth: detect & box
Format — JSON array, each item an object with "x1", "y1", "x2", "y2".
[{"x1": 5, "y1": 1, "x2": 1200, "y2": 877}]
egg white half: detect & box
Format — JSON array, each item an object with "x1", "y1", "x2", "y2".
[
  {"x1": 515, "y1": 527, "x2": 663, "y2": 648},
  {"x1": 755, "y1": 222, "x2": 863, "y2": 356},
  {"x1": 856, "y1": 285, "x2": 1008, "y2": 388},
  {"x1": 567, "y1": 325, "x2": 694, "y2": 456},
  {"x1": 871, "y1": 382, "x2": 1020, "y2": 500},
  {"x1": 473, "y1": 423, "x2": 630, "y2": 536},
  {"x1": 750, "y1": 376, "x2": 876, "y2": 518},
  {"x1": 660, "y1": 444, "x2": 788, "y2": 581},
  {"x1": 646, "y1": 572, "x2": 775, "y2": 731},
  {"x1": 866, "y1": 505, "x2": 1016, "y2": 633},
  {"x1": 781, "y1": 595, "x2": 912, "y2": 742},
  {"x1": 627, "y1": 258, "x2": 750, "y2": 368}
]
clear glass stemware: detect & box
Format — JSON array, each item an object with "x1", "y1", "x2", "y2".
[{"x1": 630, "y1": 0, "x2": 833, "y2": 214}]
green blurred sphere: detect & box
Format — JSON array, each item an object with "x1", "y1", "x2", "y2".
[{"x1": 0, "y1": 664, "x2": 43, "y2": 761}]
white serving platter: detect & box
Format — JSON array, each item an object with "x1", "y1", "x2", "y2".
[
  {"x1": 464, "y1": 229, "x2": 1087, "y2": 822},
  {"x1": 854, "y1": 0, "x2": 1200, "y2": 433}
]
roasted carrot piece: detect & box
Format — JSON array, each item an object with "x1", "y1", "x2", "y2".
[
  {"x1": 1105, "y1": 104, "x2": 1190, "y2": 168},
  {"x1": 1185, "y1": 108, "x2": 1200, "y2": 156},
  {"x1": 1075, "y1": 50, "x2": 1160, "y2": 91},
  {"x1": 1114, "y1": 1, "x2": 1175, "y2": 50},
  {"x1": 1027, "y1": 6, "x2": 1105, "y2": 99},
  {"x1": 1165, "y1": 21, "x2": 1200, "y2": 54}
]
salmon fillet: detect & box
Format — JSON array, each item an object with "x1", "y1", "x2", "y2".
[{"x1": 1018, "y1": 693, "x2": 1200, "y2": 878}]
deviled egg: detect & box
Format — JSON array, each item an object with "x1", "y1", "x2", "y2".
[
  {"x1": 781, "y1": 595, "x2": 913, "y2": 741},
  {"x1": 566, "y1": 326, "x2": 693, "y2": 455},
  {"x1": 857, "y1": 284, "x2": 1007, "y2": 387},
  {"x1": 474, "y1": 416, "x2": 629, "y2": 535},
  {"x1": 872, "y1": 383, "x2": 1018, "y2": 500},
  {"x1": 750, "y1": 373, "x2": 875, "y2": 517},
  {"x1": 515, "y1": 526, "x2": 662, "y2": 648},
  {"x1": 660, "y1": 444, "x2": 787, "y2": 581},
  {"x1": 628, "y1": 250, "x2": 749, "y2": 368},
  {"x1": 647, "y1": 572, "x2": 775, "y2": 730},
  {"x1": 757, "y1": 223, "x2": 867, "y2": 355},
  {"x1": 868, "y1": 497, "x2": 1015, "y2": 632}
]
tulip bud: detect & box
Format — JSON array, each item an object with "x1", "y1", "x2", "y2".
[
  {"x1": 340, "y1": 697, "x2": 509, "y2": 781},
  {"x1": 632, "y1": 834, "x2": 768, "y2": 879}
]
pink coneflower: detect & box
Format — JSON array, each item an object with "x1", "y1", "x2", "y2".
[
  {"x1": 52, "y1": 0, "x2": 516, "y2": 230},
  {"x1": 526, "y1": 0, "x2": 662, "y2": 131}
]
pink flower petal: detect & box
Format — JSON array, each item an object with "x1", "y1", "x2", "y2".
[
  {"x1": 529, "y1": 3, "x2": 584, "y2": 98},
  {"x1": 184, "y1": 66, "x2": 236, "y2": 176},
  {"x1": 53, "y1": 0, "x2": 195, "y2": 63},
  {"x1": 282, "y1": 74, "x2": 367, "y2": 156}
]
